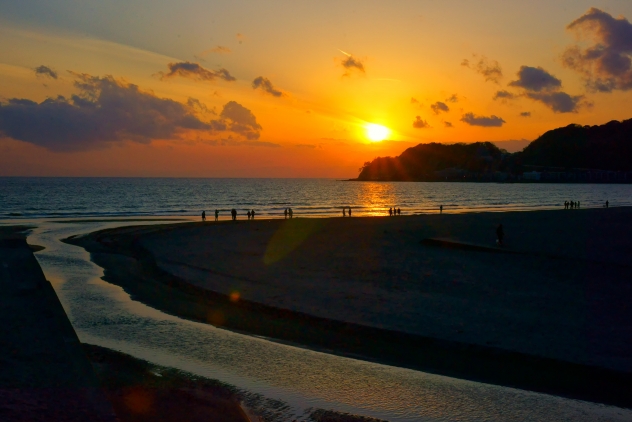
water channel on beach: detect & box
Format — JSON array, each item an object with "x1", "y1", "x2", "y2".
[{"x1": 15, "y1": 218, "x2": 632, "y2": 421}]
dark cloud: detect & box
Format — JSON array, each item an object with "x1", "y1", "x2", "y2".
[
  {"x1": 524, "y1": 91, "x2": 584, "y2": 113},
  {"x1": 0, "y1": 74, "x2": 260, "y2": 151},
  {"x1": 34, "y1": 65, "x2": 58, "y2": 80},
  {"x1": 460, "y1": 113, "x2": 505, "y2": 127},
  {"x1": 412, "y1": 116, "x2": 430, "y2": 128},
  {"x1": 339, "y1": 52, "x2": 365, "y2": 76},
  {"x1": 410, "y1": 97, "x2": 421, "y2": 105},
  {"x1": 445, "y1": 94, "x2": 459, "y2": 103},
  {"x1": 509, "y1": 66, "x2": 561, "y2": 92},
  {"x1": 444, "y1": 121, "x2": 454, "y2": 128},
  {"x1": 159, "y1": 62, "x2": 236, "y2": 82},
  {"x1": 252, "y1": 76, "x2": 285, "y2": 97},
  {"x1": 520, "y1": 111, "x2": 532, "y2": 117},
  {"x1": 461, "y1": 55, "x2": 503, "y2": 83},
  {"x1": 219, "y1": 101, "x2": 262, "y2": 140},
  {"x1": 493, "y1": 90, "x2": 516, "y2": 100},
  {"x1": 430, "y1": 101, "x2": 449, "y2": 114},
  {"x1": 562, "y1": 8, "x2": 632, "y2": 92}
]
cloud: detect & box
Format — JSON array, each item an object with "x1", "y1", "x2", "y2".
[
  {"x1": 507, "y1": 65, "x2": 586, "y2": 112},
  {"x1": 493, "y1": 90, "x2": 516, "y2": 100},
  {"x1": 252, "y1": 76, "x2": 285, "y2": 97},
  {"x1": 444, "y1": 121, "x2": 454, "y2": 128},
  {"x1": 462, "y1": 55, "x2": 503, "y2": 83},
  {"x1": 236, "y1": 33, "x2": 247, "y2": 44},
  {"x1": 34, "y1": 65, "x2": 58, "y2": 80},
  {"x1": 562, "y1": 8, "x2": 632, "y2": 92},
  {"x1": 411, "y1": 97, "x2": 421, "y2": 105},
  {"x1": 338, "y1": 50, "x2": 365, "y2": 76},
  {"x1": 460, "y1": 113, "x2": 505, "y2": 127},
  {"x1": 520, "y1": 111, "x2": 531, "y2": 117},
  {"x1": 204, "y1": 138, "x2": 278, "y2": 148},
  {"x1": 219, "y1": 100, "x2": 262, "y2": 140},
  {"x1": 204, "y1": 46, "x2": 231, "y2": 55},
  {"x1": 412, "y1": 116, "x2": 430, "y2": 128},
  {"x1": 524, "y1": 91, "x2": 585, "y2": 113},
  {"x1": 509, "y1": 66, "x2": 561, "y2": 92},
  {"x1": 158, "y1": 62, "x2": 236, "y2": 82},
  {"x1": 445, "y1": 94, "x2": 459, "y2": 103},
  {"x1": 0, "y1": 73, "x2": 261, "y2": 151},
  {"x1": 430, "y1": 101, "x2": 449, "y2": 114}
]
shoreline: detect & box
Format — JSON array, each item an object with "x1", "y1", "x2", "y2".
[{"x1": 64, "y1": 208, "x2": 632, "y2": 409}]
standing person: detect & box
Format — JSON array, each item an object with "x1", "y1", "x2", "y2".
[
  {"x1": 440, "y1": 205, "x2": 443, "y2": 214},
  {"x1": 215, "y1": 209, "x2": 219, "y2": 221},
  {"x1": 348, "y1": 207, "x2": 352, "y2": 217},
  {"x1": 606, "y1": 200, "x2": 609, "y2": 208},
  {"x1": 397, "y1": 208, "x2": 401, "y2": 215},
  {"x1": 289, "y1": 208, "x2": 293, "y2": 218},
  {"x1": 202, "y1": 211, "x2": 206, "y2": 221},
  {"x1": 284, "y1": 208, "x2": 288, "y2": 219},
  {"x1": 342, "y1": 208, "x2": 346, "y2": 217},
  {"x1": 251, "y1": 209, "x2": 255, "y2": 219},
  {"x1": 247, "y1": 210, "x2": 251, "y2": 220},
  {"x1": 496, "y1": 223, "x2": 504, "y2": 246},
  {"x1": 231, "y1": 208, "x2": 237, "y2": 221},
  {"x1": 388, "y1": 207, "x2": 393, "y2": 216}
]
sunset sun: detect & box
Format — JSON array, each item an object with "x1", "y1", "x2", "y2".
[{"x1": 366, "y1": 124, "x2": 390, "y2": 142}]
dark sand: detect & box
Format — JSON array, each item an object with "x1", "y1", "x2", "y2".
[
  {"x1": 67, "y1": 208, "x2": 632, "y2": 407},
  {"x1": 0, "y1": 226, "x2": 117, "y2": 422}
]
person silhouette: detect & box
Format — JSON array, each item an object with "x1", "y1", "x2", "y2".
[
  {"x1": 289, "y1": 208, "x2": 293, "y2": 218},
  {"x1": 215, "y1": 209, "x2": 219, "y2": 221},
  {"x1": 247, "y1": 210, "x2": 251, "y2": 220},
  {"x1": 606, "y1": 200, "x2": 609, "y2": 208},
  {"x1": 343, "y1": 208, "x2": 346, "y2": 217},
  {"x1": 251, "y1": 209, "x2": 255, "y2": 219},
  {"x1": 496, "y1": 223, "x2": 504, "y2": 246},
  {"x1": 231, "y1": 208, "x2": 237, "y2": 221},
  {"x1": 202, "y1": 211, "x2": 206, "y2": 221},
  {"x1": 389, "y1": 207, "x2": 393, "y2": 216},
  {"x1": 397, "y1": 208, "x2": 401, "y2": 215},
  {"x1": 440, "y1": 205, "x2": 443, "y2": 214},
  {"x1": 284, "y1": 208, "x2": 288, "y2": 219},
  {"x1": 348, "y1": 207, "x2": 352, "y2": 217}
]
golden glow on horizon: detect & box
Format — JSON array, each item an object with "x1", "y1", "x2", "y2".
[{"x1": 366, "y1": 124, "x2": 390, "y2": 142}]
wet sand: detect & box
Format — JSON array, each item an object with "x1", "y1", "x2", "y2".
[{"x1": 67, "y1": 207, "x2": 632, "y2": 407}]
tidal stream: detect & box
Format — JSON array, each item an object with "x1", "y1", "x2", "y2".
[{"x1": 21, "y1": 219, "x2": 632, "y2": 422}]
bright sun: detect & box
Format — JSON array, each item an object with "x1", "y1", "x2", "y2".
[{"x1": 366, "y1": 124, "x2": 390, "y2": 142}]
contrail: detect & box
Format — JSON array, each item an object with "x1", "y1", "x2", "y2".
[{"x1": 338, "y1": 49, "x2": 351, "y2": 57}]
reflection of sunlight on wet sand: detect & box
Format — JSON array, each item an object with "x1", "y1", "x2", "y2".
[{"x1": 358, "y1": 183, "x2": 398, "y2": 216}]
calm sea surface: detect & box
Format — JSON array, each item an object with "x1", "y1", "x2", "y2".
[{"x1": 1, "y1": 177, "x2": 631, "y2": 219}]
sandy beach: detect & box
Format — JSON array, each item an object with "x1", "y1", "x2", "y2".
[{"x1": 67, "y1": 207, "x2": 632, "y2": 407}]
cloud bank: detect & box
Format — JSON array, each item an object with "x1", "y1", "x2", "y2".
[
  {"x1": 0, "y1": 74, "x2": 261, "y2": 151},
  {"x1": 159, "y1": 62, "x2": 236, "y2": 82},
  {"x1": 562, "y1": 8, "x2": 632, "y2": 92},
  {"x1": 34, "y1": 65, "x2": 58, "y2": 79},
  {"x1": 338, "y1": 51, "x2": 365, "y2": 76},
  {"x1": 460, "y1": 113, "x2": 505, "y2": 127},
  {"x1": 509, "y1": 66, "x2": 561, "y2": 92},
  {"x1": 252, "y1": 76, "x2": 285, "y2": 97}
]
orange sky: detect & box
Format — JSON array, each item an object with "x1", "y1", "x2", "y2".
[{"x1": 0, "y1": 1, "x2": 631, "y2": 177}]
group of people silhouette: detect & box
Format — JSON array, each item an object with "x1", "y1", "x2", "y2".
[
  {"x1": 283, "y1": 208, "x2": 294, "y2": 219},
  {"x1": 202, "y1": 209, "x2": 254, "y2": 221},
  {"x1": 564, "y1": 201, "x2": 580, "y2": 209},
  {"x1": 389, "y1": 207, "x2": 401, "y2": 216},
  {"x1": 342, "y1": 207, "x2": 352, "y2": 217}
]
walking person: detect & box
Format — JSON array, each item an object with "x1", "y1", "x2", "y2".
[
  {"x1": 348, "y1": 207, "x2": 352, "y2": 217},
  {"x1": 606, "y1": 200, "x2": 609, "y2": 208},
  {"x1": 284, "y1": 208, "x2": 288, "y2": 219},
  {"x1": 397, "y1": 207, "x2": 401, "y2": 215},
  {"x1": 440, "y1": 205, "x2": 443, "y2": 214},
  {"x1": 251, "y1": 209, "x2": 255, "y2": 219},
  {"x1": 342, "y1": 208, "x2": 346, "y2": 217},
  {"x1": 247, "y1": 210, "x2": 251, "y2": 220},
  {"x1": 215, "y1": 209, "x2": 219, "y2": 221},
  {"x1": 496, "y1": 223, "x2": 504, "y2": 247},
  {"x1": 202, "y1": 211, "x2": 206, "y2": 221},
  {"x1": 289, "y1": 208, "x2": 293, "y2": 218},
  {"x1": 231, "y1": 208, "x2": 237, "y2": 221},
  {"x1": 389, "y1": 207, "x2": 393, "y2": 216}
]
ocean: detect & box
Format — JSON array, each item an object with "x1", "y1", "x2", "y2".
[{"x1": 1, "y1": 177, "x2": 631, "y2": 220}]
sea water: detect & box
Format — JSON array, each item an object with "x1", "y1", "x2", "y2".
[{"x1": 1, "y1": 177, "x2": 631, "y2": 219}]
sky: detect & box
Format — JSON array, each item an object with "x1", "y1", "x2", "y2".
[{"x1": 0, "y1": 0, "x2": 631, "y2": 177}]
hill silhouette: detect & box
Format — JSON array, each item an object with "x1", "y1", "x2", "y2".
[{"x1": 356, "y1": 118, "x2": 632, "y2": 181}]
